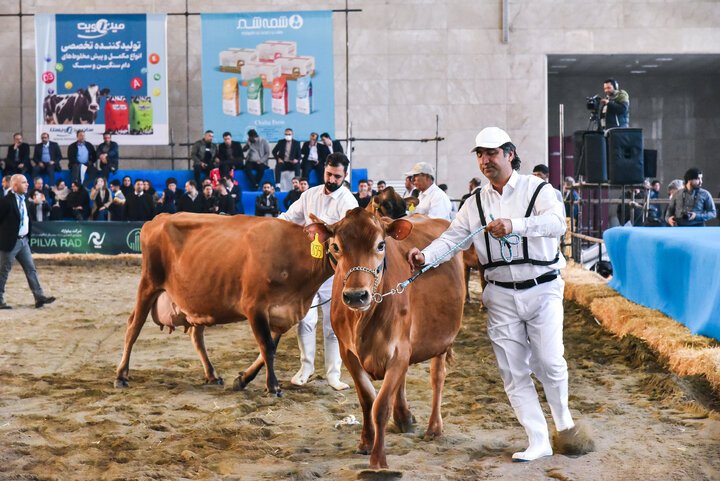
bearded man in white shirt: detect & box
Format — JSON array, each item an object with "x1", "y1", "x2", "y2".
[
  {"x1": 279, "y1": 152, "x2": 358, "y2": 391},
  {"x1": 407, "y1": 127, "x2": 592, "y2": 462},
  {"x1": 405, "y1": 162, "x2": 452, "y2": 221}
]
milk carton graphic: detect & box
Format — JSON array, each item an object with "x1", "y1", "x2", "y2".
[
  {"x1": 296, "y1": 76, "x2": 313, "y2": 115},
  {"x1": 218, "y1": 48, "x2": 258, "y2": 73},
  {"x1": 257, "y1": 41, "x2": 297, "y2": 63},
  {"x1": 271, "y1": 77, "x2": 289, "y2": 115},
  {"x1": 247, "y1": 77, "x2": 264, "y2": 116},
  {"x1": 222, "y1": 77, "x2": 241, "y2": 116}
]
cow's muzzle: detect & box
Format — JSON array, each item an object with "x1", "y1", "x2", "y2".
[{"x1": 342, "y1": 288, "x2": 371, "y2": 310}]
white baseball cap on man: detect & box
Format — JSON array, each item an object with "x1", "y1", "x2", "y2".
[
  {"x1": 471, "y1": 127, "x2": 512, "y2": 151},
  {"x1": 405, "y1": 161, "x2": 435, "y2": 178}
]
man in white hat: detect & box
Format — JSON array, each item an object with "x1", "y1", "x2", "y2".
[
  {"x1": 407, "y1": 127, "x2": 590, "y2": 461},
  {"x1": 404, "y1": 161, "x2": 452, "y2": 221}
]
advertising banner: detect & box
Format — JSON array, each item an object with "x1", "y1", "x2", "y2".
[
  {"x1": 30, "y1": 221, "x2": 145, "y2": 254},
  {"x1": 35, "y1": 14, "x2": 169, "y2": 146},
  {"x1": 201, "y1": 11, "x2": 334, "y2": 143}
]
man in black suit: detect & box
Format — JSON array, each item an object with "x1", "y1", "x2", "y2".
[
  {"x1": 177, "y1": 180, "x2": 206, "y2": 213},
  {"x1": 217, "y1": 132, "x2": 244, "y2": 178},
  {"x1": 67, "y1": 130, "x2": 98, "y2": 189},
  {"x1": 271, "y1": 128, "x2": 301, "y2": 190},
  {"x1": 32, "y1": 132, "x2": 63, "y2": 187},
  {"x1": 0, "y1": 174, "x2": 56, "y2": 309},
  {"x1": 3, "y1": 133, "x2": 31, "y2": 175},
  {"x1": 123, "y1": 179, "x2": 154, "y2": 221}
]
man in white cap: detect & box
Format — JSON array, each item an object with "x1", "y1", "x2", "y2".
[
  {"x1": 407, "y1": 127, "x2": 590, "y2": 461},
  {"x1": 405, "y1": 161, "x2": 452, "y2": 221}
]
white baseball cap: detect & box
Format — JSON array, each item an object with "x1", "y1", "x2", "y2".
[
  {"x1": 471, "y1": 127, "x2": 512, "y2": 151},
  {"x1": 405, "y1": 161, "x2": 435, "y2": 177}
]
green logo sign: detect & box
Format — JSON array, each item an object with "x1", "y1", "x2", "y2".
[{"x1": 126, "y1": 228, "x2": 142, "y2": 252}]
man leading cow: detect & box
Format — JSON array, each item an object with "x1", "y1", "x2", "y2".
[
  {"x1": 407, "y1": 127, "x2": 592, "y2": 461},
  {"x1": 278, "y1": 152, "x2": 357, "y2": 391}
]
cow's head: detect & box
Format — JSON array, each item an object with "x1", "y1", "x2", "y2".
[
  {"x1": 366, "y1": 186, "x2": 407, "y2": 219},
  {"x1": 305, "y1": 208, "x2": 412, "y2": 311},
  {"x1": 83, "y1": 84, "x2": 110, "y2": 112}
]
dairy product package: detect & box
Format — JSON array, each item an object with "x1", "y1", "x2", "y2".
[
  {"x1": 219, "y1": 48, "x2": 259, "y2": 73},
  {"x1": 104, "y1": 96, "x2": 129, "y2": 134},
  {"x1": 222, "y1": 77, "x2": 241, "y2": 116},
  {"x1": 241, "y1": 62, "x2": 281, "y2": 87},
  {"x1": 275, "y1": 56, "x2": 315, "y2": 79},
  {"x1": 129, "y1": 96, "x2": 153, "y2": 135},
  {"x1": 247, "y1": 77, "x2": 264, "y2": 116},
  {"x1": 271, "y1": 77, "x2": 288, "y2": 115},
  {"x1": 296, "y1": 76, "x2": 312, "y2": 115},
  {"x1": 257, "y1": 41, "x2": 297, "y2": 62}
]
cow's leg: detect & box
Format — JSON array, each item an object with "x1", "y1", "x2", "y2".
[
  {"x1": 339, "y1": 344, "x2": 376, "y2": 454},
  {"x1": 369, "y1": 353, "x2": 410, "y2": 469},
  {"x1": 425, "y1": 352, "x2": 447, "y2": 439},
  {"x1": 188, "y1": 325, "x2": 223, "y2": 385},
  {"x1": 246, "y1": 312, "x2": 282, "y2": 396},
  {"x1": 391, "y1": 372, "x2": 415, "y2": 433},
  {"x1": 114, "y1": 285, "x2": 160, "y2": 388},
  {"x1": 233, "y1": 332, "x2": 281, "y2": 391},
  {"x1": 464, "y1": 266, "x2": 472, "y2": 302}
]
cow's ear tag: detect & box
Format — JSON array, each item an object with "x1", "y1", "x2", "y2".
[
  {"x1": 408, "y1": 203, "x2": 415, "y2": 212},
  {"x1": 311, "y1": 233, "x2": 324, "y2": 258}
]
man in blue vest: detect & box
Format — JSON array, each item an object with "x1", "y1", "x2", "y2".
[{"x1": 407, "y1": 127, "x2": 591, "y2": 461}]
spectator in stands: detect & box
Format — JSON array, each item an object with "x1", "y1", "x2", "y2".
[
  {"x1": 459, "y1": 177, "x2": 482, "y2": 210},
  {"x1": 50, "y1": 179, "x2": 70, "y2": 220},
  {"x1": 157, "y1": 177, "x2": 179, "y2": 214},
  {"x1": 120, "y1": 175, "x2": 133, "y2": 199},
  {"x1": 668, "y1": 179, "x2": 683, "y2": 198},
  {"x1": 143, "y1": 179, "x2": 160, "y2": 208},
  {"x1": 354, "y1": 178, "x2": 373, "y2": 208},
  {"x1": 284, "y1": 176, "x2": 302, "y2": 209},
  {"x1": 405, "y1": 162, "x2": 453, "y2": 221},
  {"x1": 318, "y1": 133, "x2": 343, "y2": 170},
  {"x1": 666, "y1": 167, "x2": 716, "y2": 227},
  {"x1": 109, "y1": 179, "x2": 125, "y2": 220},
  {"x1": 532, "y1": 164, "x2": 563, "y2": 202},
  {"x1": 90, "y1": 177, "x2": 112, "y2": 221},
  {"x1": 4, "y1": 133, "x2": 30, "y2": 175},
  {"x1": 1, "y1": 175, "x2": 12, "y2": 197},
  {"x1": 299, "y1": 177, "x2": 310, "y2": 192},
  {"x1": 28, "y1": 178, "x2": 51, "y2": 222},
  {"x1": 243, "y1": 129, "x2": 271, "y2": 191},
  {"x1": 32, "y1": 132, "x2": 62, "y2": 187},
  {"x1": 222, "y1": 174, "x2": 242, "y2": 214},
  {"x1": 123, "y1": 179, "x2": 154, "y2": 221},
  {"x1": 202, "y1": 184, "x2": 219, "y2": 214},
  {"x1": 301, "y1": 132, "x2": 320, "y2": 182},
  {"x1": 563, "y1": 176, "x2": 579, "y2": 220},
  {"x1": 343, "y1": 180, "x2": 351, "y2": 190},
  {"x1": 367, "y1": 179, "x2": 377, "y2": 196},
  {"x1": 217, "y1": 131, "x2": 244, "y2": 178},
  {"x1": 68, "y1": 130, "x2": 97, "y2": 189},
  {"x1": 255, "y1": 181, "x2": 279, "y2": 217},
  {"x1": 402, "y1": 175, "x2": 419, "y2": 198},
  {"x1": 272, "y1": 128, "x2": 302, "y2": 191},
  {"x1": 177, "y1": 180, "x2": 205, "y2": 213},
  {"x1": 191, "y1": 130, "x2": 218, "y2": 185},
  {"x1": 377, "y1": 180, "x2": 386, "y2": 192},
  {"x1": 215, "y1": 182, "x2": 236, "y2": 215},
  {"x1": 647, "y1": 179, "x2": 662, "y2": 221},
  {"x1": 67, "y1": 181, "x2": 90, "y2": 221},
  {"x1": 97, "y1": 131, "x2": 119, "y2": 179},
  {"x1": 618, "y1": 188, "x2": 643, "y2": 225}
]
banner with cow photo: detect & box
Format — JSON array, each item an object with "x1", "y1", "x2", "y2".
[
  {"x1": 35, "y1": 14, "x2": 169, "y2": 146},
  {"x1": 200, "y1": 11, "x2": 334, "y2": 143}
]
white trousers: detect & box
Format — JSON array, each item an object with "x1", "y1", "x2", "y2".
[
  {"x1": 297, "y1": 276, "x2": 342, "y2": 379},
  {"x1": 482, "y1": 277, "x2": 574, "y2": 431}
]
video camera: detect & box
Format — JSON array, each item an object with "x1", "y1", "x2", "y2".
[{"x1": 586, "y1": 95, "x2": 602, "y2": 113}]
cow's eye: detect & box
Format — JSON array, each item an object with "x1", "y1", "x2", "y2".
[
  {"x1": 377, "y1": 241, "x2": 385, "y2": 252},
  {"x1": 331, "y1": 243, "x2": 340, "y2": 253}
]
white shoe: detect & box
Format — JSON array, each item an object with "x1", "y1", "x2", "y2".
[
  {"x1": 512, "y1": 444, "x2": 553, "y2": 461},
  {"x1": 327, "y1": 376, "x2": 350, "y2": 391},
  {"x1": 512, "y1": 402, "x2": 553, "y2": 462},
  {"x1": 293, "y1": 331, "x2": 316, "y2": 386},
  {"x1": 291, "y1": 367, "x2": 314, "y2": 386}
]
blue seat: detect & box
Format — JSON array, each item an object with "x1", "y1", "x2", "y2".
[
  {"x1": 350, "y1": 168, "x2": 368, "y2": 191},
  {"x1": 241, "y1": 191, "x2": 289, "y2": 216}
]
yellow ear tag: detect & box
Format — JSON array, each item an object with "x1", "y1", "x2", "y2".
[
  {"x1": 311, "y1": 233, "x2": 324, "y2": 259},
  {"x1": 408, "y1": 203, "x2": 415, "y2": 212}
]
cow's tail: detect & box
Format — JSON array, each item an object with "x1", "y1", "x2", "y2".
[{"x1": 445, "y1": 344, "x2": 455, "y2": 366}]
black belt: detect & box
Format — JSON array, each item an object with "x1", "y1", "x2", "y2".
[{"x1": 488, "y1": 270, "x2": 560, "y2": 290}]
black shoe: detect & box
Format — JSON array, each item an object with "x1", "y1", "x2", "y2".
[
  {"x1": 35, "y1": 296, "x2": 56, "y2": 308},
  {"x1": 0, "y1": 302, "x2": 10, "y2": 309}
]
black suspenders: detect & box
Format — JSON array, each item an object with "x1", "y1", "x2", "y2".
[{"x1": 475, "y1": 181, "x2": 560, "y2": 269}]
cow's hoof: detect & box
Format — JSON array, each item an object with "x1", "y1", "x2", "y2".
[
  {"x1": 114, "y1": 378, "x2": 129, "y2": 389},
  {"x1": 357, "y1": 446, "x2": 370, "y2": 455},
  {"x1": 265, "y1": 388, "x2": 282, "y2": 398},
  {"x1": 205, "y1": 377, "x2": 224, "y2": 386},
  {"x1": 232, "y1": 374, "x2": 247, "y2": 391}
]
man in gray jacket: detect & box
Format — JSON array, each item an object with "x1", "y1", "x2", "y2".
[
  {"x1": 243, "y1": 129, "x2": 271, "y2": 190},
  {"x1": 191, "y1": 130, "x2": 219, "y2": 185}
]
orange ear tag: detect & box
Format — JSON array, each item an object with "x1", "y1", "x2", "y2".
[{"x1": 311, "y1": 233, "x2": 324, "y2": 259}]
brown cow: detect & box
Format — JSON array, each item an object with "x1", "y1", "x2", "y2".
[
  {"x1": 306, "y1": 208, "x2": 465, "y2": 469},
  {"x1": 114, "y1": 213, "x2": 334, "y2": 395}
]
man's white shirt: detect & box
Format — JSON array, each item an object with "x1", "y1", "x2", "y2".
[
  {"x1": 279, "y1": 184, "x2": 358, "y2": 225},
  {"x1": 421, "y1": 171, "x2": 566, "y2": 283},
  {"x1": 413, "y1": 183, "x2": 453, "y2": 221}
]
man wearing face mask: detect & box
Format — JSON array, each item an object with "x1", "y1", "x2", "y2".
[
  {"x1": 272, "y1": 128, "x2": 302, "y2": 192},
  {"x1": 665, "y1": 168, "x2": 716, "y2": 227},
  {"x1": 278, "y1": 152, "x2": 358, "y2": 391}
]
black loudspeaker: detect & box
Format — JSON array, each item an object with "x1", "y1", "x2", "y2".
[
  {"x1": 573, "y1": 130, "x2": 607, "y2": 183},
  {"x1": 644, "y1": 149, "x2": 657, "y2": 178},
  {"x1": 606, "y1": 128, "x2": 644, "y2": 184}
]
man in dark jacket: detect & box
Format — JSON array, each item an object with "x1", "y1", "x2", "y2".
[
  {"x1": 32, "y1": 132, "x2": 63, "y2": 187},
  {"x1": 600, "y1": 78, "x2": 629, "y2": 130},
  {"x1": 4, "y1": 133, "x2": 31, "y2": 175},
  {"x1": 190, "y1": 130, "x2": 218, "y2": 185},
  {"x1": 67, "y1": 130, "x2": 98, "y2": 189},
  {"x1": 123, "y1": 179, "x2": 154, "y2": 221},
  {"x1": 217, "y1": 132, "x2": 244, "y2": 178},
  {"x1": 255, "y1": 181, "x2": 279, "y2": 217},
  {"x1": 271, "y1": 128, "x2": 302, "y2": 190},
  {"x1": 177, "y1": 180, "x2": 206, "y2": 213},
  {"x1": 96, "y1": 131, "x2": 119, "y2": 179},
  {"x1": 0, "y1": 174, "x2": 56, "y2": 309}
]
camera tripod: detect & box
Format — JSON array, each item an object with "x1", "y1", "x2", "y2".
[{"x1": 587, "y1": 111, "x2": 601, "y2": 132}]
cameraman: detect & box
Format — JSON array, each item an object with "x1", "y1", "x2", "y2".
[
  {"x1": 665, "y1": 168, "x2": 716, "y2": 227},
  {"x1": 600, "y1": 78, "x2": 629, "y2": 129}
]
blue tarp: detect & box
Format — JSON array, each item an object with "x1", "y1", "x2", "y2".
[{"x1": 604, "y1": 226, "x2": 720, "y2": 341}]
